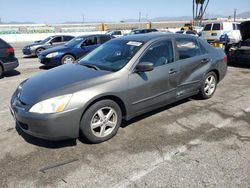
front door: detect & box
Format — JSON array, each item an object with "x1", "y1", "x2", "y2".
[{"x1": 128, "y1": 39, "x2": 179, "y2": 116}]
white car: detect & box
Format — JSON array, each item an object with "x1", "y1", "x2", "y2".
[
  {"x1": 202, "y1": 22, "x2": 241, "y2": 44},
  {"x1": 105, "y1": 30, "x2": 123, "y2": 38},
  {"x1": 176, "y1": 30, "x2": 199, "y2": 37}
]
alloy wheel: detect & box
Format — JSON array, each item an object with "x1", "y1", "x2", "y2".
[
  {"x1": 90, "y1": 107, "x2": 118, "y2": 138},
  {"x1": 204, "y1": 75, "x2": 216, "y2": 96}
]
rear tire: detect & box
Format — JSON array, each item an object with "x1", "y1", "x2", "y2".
[
  {"x1": 61, "y1": 55, "x2": 75, "y2": 64},
  {"x1": 80, "y1": 100, "x2": 122, "y2": 143},
  {"x1": 198, "y1": 72, "x2": 217, "y2": 99}
]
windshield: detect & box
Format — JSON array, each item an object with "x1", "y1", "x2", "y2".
[
  {"x1": 79, "y1": 40, "x2": 144, "y2": 72},
  {"x1": 41, "y1": 36, "x2": 53, "y2": 43},
  {"x1": 65, "y1": 37, "x2": 85, "y2": 46}
]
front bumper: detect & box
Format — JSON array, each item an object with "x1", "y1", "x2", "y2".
[
  {"x1": 10, "y1": 95, "x2": 82, "y2": 141},
  {"x1": 38, "y1": 55, "x2": 61, "y2": 66},
  {"x1": 22, "y1": 48, "x2": 35, "y2": 56},
  {"x1": 3, "y1": 59, "x2": 19, "y2": 71}
]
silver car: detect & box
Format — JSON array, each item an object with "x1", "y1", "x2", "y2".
[
  {"x1": 11, "y1": 33, "x2": 227, "y2": 143},
  {"x1": 22, "y1": 35, "x2": 74, "y2": 56}
]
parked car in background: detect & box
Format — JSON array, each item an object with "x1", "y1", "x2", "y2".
[
  {"x1": 0, "y1": 38, "x2": 19, "y2": 78},
  {"x1": 128, "y1": 28, "x2": 158, "y2": 35},
  {"x1": 176, "y1": 30, "x2": 199, "y2": 37},
  {"x1": 106, "y1": 30, "x2": 123, "y2": 37},
  {"x1": 22, "y1": 35, "x2": 74, "y2": 56},
  {"x1": 38, "y1": 34, "x2": 113, "y2": 66},
  {"x1": 202, "y1": 22, "x2": 241, "y2": 44},
  {"x1": 11, "y1": 33, "x2": 227, "y2": 143},
  {"x1": 228, "y1": 21, "x2": 250, "y2": 64}
]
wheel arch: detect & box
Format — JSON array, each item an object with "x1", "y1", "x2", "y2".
[
  {"x1": 80, "y1": 95, "x2": 127, "y2": 121},
  {"x1": 208, "y1": 69, "x2": 220, "y2": 82},
  {"x1": 61, "y1": 53, "x2": 76, "y2": 60}
]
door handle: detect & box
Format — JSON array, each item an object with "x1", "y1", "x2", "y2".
[
  {"x1": 169, "y1": 69, "x2": 177, "y2": 75},
  {"x1": 201, "y1": 58, "x2": 210, "y2": 64}
]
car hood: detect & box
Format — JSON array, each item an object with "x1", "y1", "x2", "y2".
[
  {"x1": 19, "y1": 64, "x2": 112, "y2": 105},
  {"x1": 240, "y1": 21, "x2": 250, "y2": 41},
  {"x1": 40, "y1": 45, "x2": 69, "y2": 55}
]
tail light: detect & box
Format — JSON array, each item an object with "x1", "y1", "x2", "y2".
[
  {"x1": 224, "y1": 55, "x2": 228, "y2": 62},
  {"x1": 6, "y1": 47, "x2": 14, "y2": 53}
]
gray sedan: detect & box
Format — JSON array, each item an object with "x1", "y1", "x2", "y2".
[{"x1": 11, "y1": 33, "x2": 227, "y2": 143}]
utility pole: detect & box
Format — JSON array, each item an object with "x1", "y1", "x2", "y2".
[
  {"x1": 234, "y1": 9, "x2": 237, "y2": 22},
  {"x1": 82, "y1": 14, "x2": 85, "y2": 23},
  {"x1": 139, "y1": 12, "x2": 141, "y2": 22}
]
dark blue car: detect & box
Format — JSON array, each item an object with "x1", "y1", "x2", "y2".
[{"x1": 38, "y1": 34, "x2": 113, "y2": 66}]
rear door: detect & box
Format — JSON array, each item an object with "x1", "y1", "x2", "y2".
[
  {"x1": 128, "y1": 39, "x2": 179, "y2": 115},
  {"x1": 175, "y1": 37, "x2": 210, "y2": 98},
  {"x1": 49, "y1": 36, "x2": 64, "y2": 47}
]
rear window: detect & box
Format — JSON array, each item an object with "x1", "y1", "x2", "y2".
[
  {"x1": 204, "y1": 24, "x2": 212, "y2": 31},
  {"x1": 212, "y1": 23, "x2": 221, "y2": 31},
  {"x1": 0, "y1": 38, "x2": 9, "y2": 48},
  {"x1": 176, "y1": 38, "x2": 201, "y2": 60},
  {"x1": 113, "y1": 31, "x2": 121, "y2": 35},
  {"x1": 63, "y1": 36, "x2": 74, "y2": 42}
]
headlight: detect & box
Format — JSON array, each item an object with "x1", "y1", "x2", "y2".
[
  {"x1": 29, "y1": 94, "x2": 72, "y2": 114},
  {"x1": 46, "y1": 52, "x2": 59, "y2": 58}
]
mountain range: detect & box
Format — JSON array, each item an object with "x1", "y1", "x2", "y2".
[{"x1": 0, "y1": 11, "x2": 249, "y2": 24}]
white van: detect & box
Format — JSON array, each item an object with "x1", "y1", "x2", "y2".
[{"x1": 202, "y1": 22, "x2": 241, "y2": 44}]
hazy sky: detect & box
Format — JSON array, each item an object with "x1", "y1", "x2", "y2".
[{"x1": 0, "y1": 0, "x2": 249, "y2": 23}]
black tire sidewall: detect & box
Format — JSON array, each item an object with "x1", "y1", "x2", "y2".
[
  {"x1": 199, "y1": 72, "x2": 217, "y2": 99},
  {"x1": 61, "y1": 55, "x2": 75, "y2": 65},
  {"x1": 80, "y1": 100, "x2": 122, "y2": 143},
  {"x1": 0, "y1": 66, "x2": 3, "y2": 78}
]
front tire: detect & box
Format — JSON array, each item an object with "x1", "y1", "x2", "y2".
[
  {"x1": 80, "y1": 100, "x2": 122, "y2": 143},
  {"x1": 198, "y1": 72, "x2": 217, "y2": 99},
  {"x1": 61, "y1": 55, "x2": 75, "y2": 64},
  {"x1": 35, "y1": 48, "x2": 44, "y2": 55}
]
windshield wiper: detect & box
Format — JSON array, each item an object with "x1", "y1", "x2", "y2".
[{"x1": 82, "y1": 63, "x2": 100, "y2": 71}]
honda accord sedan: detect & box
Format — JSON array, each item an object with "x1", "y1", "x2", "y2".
[{"x1": 11, "y1": 33, "x2": 227, "y2": 143}]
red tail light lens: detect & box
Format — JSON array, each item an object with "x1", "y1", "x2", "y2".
[
  {"x1": 224, "y1": 55, "x2": 228, "y2": 62},
  {"x1": 6, "y1": 47, "x2": 14, "y2": 53}
]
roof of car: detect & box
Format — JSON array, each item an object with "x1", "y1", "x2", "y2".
[
  {"x1": 114, "y1": 32, "x2": 174, "y2": 42},
  {"x1": 76, "y1": 34, "x2": 111, "y2": 38}
]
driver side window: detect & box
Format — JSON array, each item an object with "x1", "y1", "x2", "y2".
[{"x1": 139, "y1": 40, "x2": 174, "y2": 67}]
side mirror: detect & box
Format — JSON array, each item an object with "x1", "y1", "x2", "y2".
[
  {"x1": 135, "y1": 62, "x2": 154, "y2": 73},
  {"x1": 49, "y1": 41, "x2": 53, "y2": 45},
  {"x1": 81, "y1": 42, "x2": 86, "y2": 48}
]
